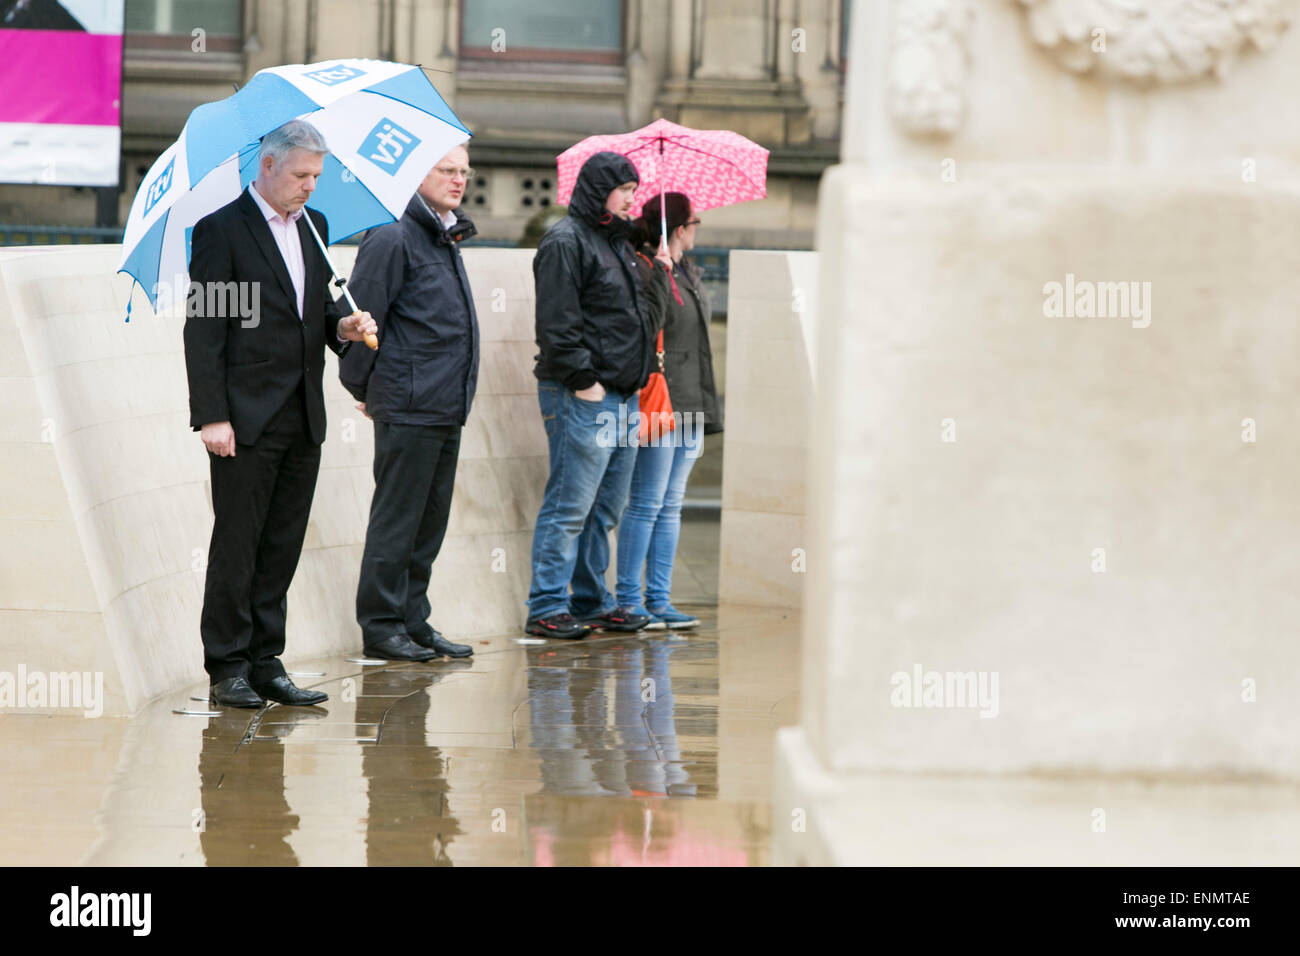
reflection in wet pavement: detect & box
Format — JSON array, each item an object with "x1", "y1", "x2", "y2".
[{"x1": 2, "y1": 606, "x2": 799, "y2": 866}]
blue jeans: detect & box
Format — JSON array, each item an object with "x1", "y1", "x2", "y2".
[
  {"x1": 615, "y1": 430, "x2": 702, "y2": 610},
  {"x1": 527, "y1": 381, "x2": 640, "y2": 620}
]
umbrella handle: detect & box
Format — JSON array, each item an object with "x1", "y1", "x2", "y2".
[
  {"x1": 659, "y1": 186, "x2": 668, "y2": 253},
  {"x1": 302, "y1": 209, "x2": 378, "y2": 350},
  {"x1": 659, "y1": 142, "x2": 668, "y2": 254}
]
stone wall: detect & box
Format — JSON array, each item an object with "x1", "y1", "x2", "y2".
[
  {"x1": 717, "y1": 250, "x2": 816, "y2": 609},
  {"x1": 0, "y1": 245, "x2": 545, "y2": 716}
]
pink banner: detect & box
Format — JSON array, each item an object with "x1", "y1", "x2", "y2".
[{"x1": 0, "y1": 29, "x2": 122, "y2": 126}]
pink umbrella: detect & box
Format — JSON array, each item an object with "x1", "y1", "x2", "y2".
[{"x1": 556, "y1": 118, "x2": 769, "y2": 250}]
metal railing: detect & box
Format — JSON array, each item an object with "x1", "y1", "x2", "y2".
[
  {"x1": 1, "y1": 224, "x2": 742, "y2": 281},
  {"x1": 2, "y1": 225, "x2": 752, "y2": 322},
  {"x1": 0, "y1": 224, "x2": 124, "y2": 246}
]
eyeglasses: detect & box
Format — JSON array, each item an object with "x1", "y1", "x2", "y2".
[
  {"x1": 684, "y1": 219, "x2": 701, "y2": 227},
  {"x1": 434, "y1": 166, "x2": 476, "y2": 180}
]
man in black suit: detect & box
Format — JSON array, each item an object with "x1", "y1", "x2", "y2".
[{"x1": 184, "y1": 119, "x2": 377, "y2": 709}]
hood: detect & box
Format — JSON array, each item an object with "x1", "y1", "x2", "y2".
[{"x1": 568, "y1": 151, "x2": 639, "y2": 230}]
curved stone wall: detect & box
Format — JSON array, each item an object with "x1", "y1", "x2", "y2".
[{"x1": 0, "y1": 245, "x2": 546, "y2": 716}]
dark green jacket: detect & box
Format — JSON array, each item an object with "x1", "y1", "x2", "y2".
[{"x1": 635, "y1": 246, "x2": 723, "y2": 435}]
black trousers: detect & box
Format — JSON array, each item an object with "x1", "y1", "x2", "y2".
[
  {"x1": 357, "y1": 422, "x2": 462, "y2": 647},
  {"x1": 200, "y1": 387, "x2": 320, "y2": 683}
]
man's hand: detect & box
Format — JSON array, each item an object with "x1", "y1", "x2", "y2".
[
  {"x1": 337, "y1": 310, "x2": 378, "y2": 345},
  {"x1": 574, "y1": 382, "x2": 606, "y2": 403},
  {"x1": 201, "y1": 421, "x2": 236, "y2": 457},
  {"x1": 355, "y1": 402, "x2": 371, "y2": 419}
]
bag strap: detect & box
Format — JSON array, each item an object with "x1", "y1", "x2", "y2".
[
  {"x1": 656, "y1": 328, "x2": 665, "y2": 373},
  {"x1": 636, "y1": 249, "x2": 684, "y2": 306}
]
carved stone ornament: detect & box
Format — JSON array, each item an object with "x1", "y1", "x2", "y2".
[
  {"x1": 1015, "y1": 0, "x2": 1295, "y2": 83},
  {"x1": 889, "y1": 0, "x2": 977, "y2": 136}
]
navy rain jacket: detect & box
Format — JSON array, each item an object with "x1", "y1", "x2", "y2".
[{"x1": 344, "y1": 194, "x2": 480, "y2": 426}]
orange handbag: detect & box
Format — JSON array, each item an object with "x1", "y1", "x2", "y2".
[{"x1": 638, "y1": 329, "x2": 675, "y2": 445}]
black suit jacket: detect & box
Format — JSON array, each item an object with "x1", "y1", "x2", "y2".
[{"x1": 184, "y1": 189, "x2": 349, "y2": 446}]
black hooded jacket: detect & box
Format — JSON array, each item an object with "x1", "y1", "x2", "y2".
[
  {"x1": 532, "y1": 152, "x2": 654, "y2": 395},
  {"x1": 342, "y1": 193, "x2": 480, "y2": 426}
]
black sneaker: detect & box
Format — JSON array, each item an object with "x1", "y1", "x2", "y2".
[
  {"x1": 581, "y1": 608, "x2": 651, "y2": 632},
  {"x1": 525, "y1": 613, "x2": 591, "y2": 640}
]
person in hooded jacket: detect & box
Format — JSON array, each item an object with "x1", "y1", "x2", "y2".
[
  {"x1": 342, "y1": 145, "x2": 481, "y2": 662},
  {"x1": 525, "y1": 151, "x2": 668, "y2": 639}
]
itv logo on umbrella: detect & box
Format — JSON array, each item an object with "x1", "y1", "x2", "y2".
[
  {"x1": 142, "y1": 157, "x2": 175, "y2": 217},
  {"x1": 361, "y1": 119, "x2": 421, "y2": 175},
  {"x1": 303, "y1": 63, "x2": 365, "y2": 85}
]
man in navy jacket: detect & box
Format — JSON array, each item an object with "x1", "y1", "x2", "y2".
[{"x1": 345, "y1": 144, "x2": 480, "y2": 661}]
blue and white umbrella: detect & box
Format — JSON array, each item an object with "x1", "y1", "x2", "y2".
[{"x1": 118, "y1": 58, "x2": 470, "y2": 314}]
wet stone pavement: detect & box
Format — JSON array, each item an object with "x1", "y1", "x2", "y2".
[{"x1": 2, "y1": 605, "x2": 800, "y2": 866}]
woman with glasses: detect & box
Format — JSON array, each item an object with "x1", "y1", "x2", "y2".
[{"x1": 617, "y1": 192, "x2": 723, "y2": 629}]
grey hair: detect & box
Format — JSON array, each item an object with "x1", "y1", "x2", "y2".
[{"x1": 257, "y1": 119, "x2": 329, "y2": 166}]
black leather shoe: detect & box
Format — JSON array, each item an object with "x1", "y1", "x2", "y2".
[
  {"x1": 412, "y1": 629, "x2": 474, "y2": 658},
  {"x1": 252, "y1": 675, "x2": 328, "y2": 706},
  {"x1": 209, "y1": 676, "x2": 264, "y2": 709},
  {"x1": 365, "y1": 634, "x2": 437, "y2": 662}
]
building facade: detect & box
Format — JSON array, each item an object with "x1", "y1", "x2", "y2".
[{"x1": 1, "y1": 0, "x2": 851, "y2": 248}]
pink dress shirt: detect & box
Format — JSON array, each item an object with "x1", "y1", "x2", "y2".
[{"x1": 248, "y1": 182, "x2": 306, "y2": 320}]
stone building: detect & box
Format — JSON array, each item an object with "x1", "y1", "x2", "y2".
[{"x1": 0, "y1": 0, "x2": 852, "y2": 248}]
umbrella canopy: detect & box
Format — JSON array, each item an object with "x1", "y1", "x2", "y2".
[
  {"x1": 555, "y1": 118, "x2": 768, "y2": 222},
  {"x1": 119, "y1": 58, "x2": 470, "y2": 312}
]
